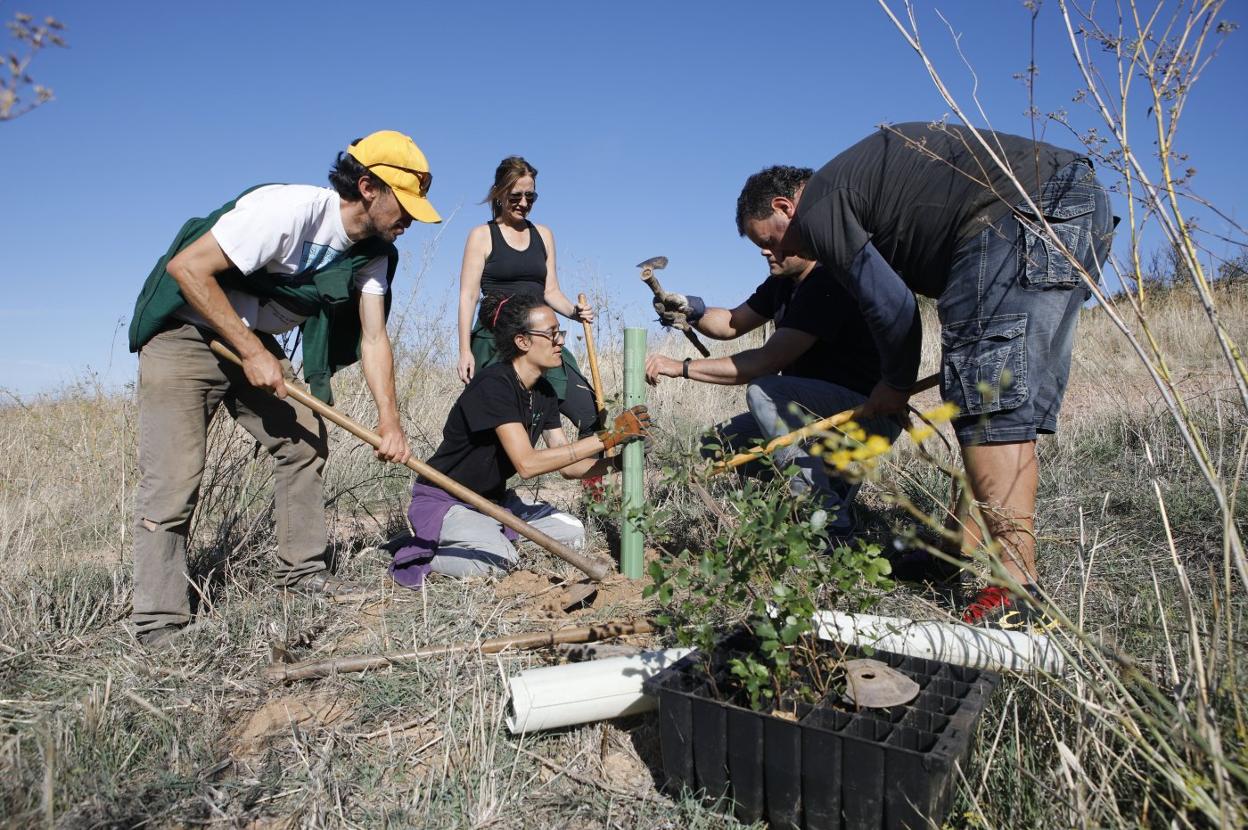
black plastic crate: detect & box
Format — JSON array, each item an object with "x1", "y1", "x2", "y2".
[{"x1": 643, "y1": 639, "x2": 1000, "y2": 830}]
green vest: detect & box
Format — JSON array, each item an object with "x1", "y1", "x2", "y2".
[{"x1": 128, "y1": 186, "x2": 398, "y2": 404}]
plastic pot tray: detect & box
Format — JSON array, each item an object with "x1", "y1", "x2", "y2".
[{"x1": 642, "y1": 637, "x2": 1000, "y2": 830}]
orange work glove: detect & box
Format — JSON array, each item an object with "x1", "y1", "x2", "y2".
[{"x1": 598, "y1": 405, "x2": 652, "y2": 450}]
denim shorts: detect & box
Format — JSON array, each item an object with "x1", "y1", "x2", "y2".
[{"x1": 938, "y1": 159, "x2": 1114, "y2": 445}]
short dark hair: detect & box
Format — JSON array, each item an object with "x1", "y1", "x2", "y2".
[
  {"x1": 328, "y1": 144, "x2": 393, "y2": 202},
  {"x1": 735, "y1": 165, "x2": 813, "y2": 235},
  {"x1": 478, "y1": 292, "x2": 548, "y2": 363}
]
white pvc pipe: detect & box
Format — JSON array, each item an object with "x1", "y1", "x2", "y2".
[
  {"x1": 506, "y1": 647, "x2": 692, "y2": 734},
  {"x1": 814, "y1": 610, "x2": 1065, "y2": 674},
  {"x1": 505, "y1": 613, "x2": 1063, "y2": 734}
]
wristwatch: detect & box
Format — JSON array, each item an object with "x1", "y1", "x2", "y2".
[{"x1": 682, "y1": 357, "x2": 692, "y2": 379}]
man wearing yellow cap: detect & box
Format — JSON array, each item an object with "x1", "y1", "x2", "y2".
[{"x1": 126, "y1": 131, "x2": 440, "y2": 648}]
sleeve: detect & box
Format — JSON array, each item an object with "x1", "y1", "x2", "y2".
[
  {"x1": 539, "y1": 397, "x2": 561, "y2": 431},
  {"x1": 462, "y1": 374, "x2": 526, "y2": 433},
  {"x1": 353, "y1": 256, "x2": 389, "y2": 295},
  {"x1": 794, "y1": 187, "x2": 873, "y2": 275},
  {"x1": 796, "y1": 188, "x2": 920, "y2": 389},
  {"x1": 744, "y1": 278, "x2": 778, "y2": 318},
  {"x1": 209, "y1": 186, "x2": 306, "y2": 275},
  {"x1": 843, "y1": 242, "x2": 922, "y2": 390}
]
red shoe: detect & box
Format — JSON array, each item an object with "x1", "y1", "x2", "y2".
[
  {"x1": 961, "y1": 585, "x2": 1055, "y2": 630},
  {"x1": 581, "y1": 475, "x2": 605, "y2": 503},
  {"x1": 961, "y1": 586, "x2": 1014, "y2": 625}
]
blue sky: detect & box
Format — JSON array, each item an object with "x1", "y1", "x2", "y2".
[{"x1": 2, "y1": 0, "x2": 1245, "y2": 396}]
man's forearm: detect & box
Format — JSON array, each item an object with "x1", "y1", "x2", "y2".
[
  {"x1": 685, "y1": 351, "x2": 770, "y2": 385},
  {"x1": 360, "y1": 336, "x2": 401, "y2": 425},
  {"x1": 169, "y1": 264, "x2": 266, "y2": 358}
]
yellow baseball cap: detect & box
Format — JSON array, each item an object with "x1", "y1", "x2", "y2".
[{"x1": 346, "y1": 130, "x2": 442, "y2": 223}]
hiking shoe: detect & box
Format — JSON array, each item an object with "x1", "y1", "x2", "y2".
[
  {"x1": 136, "y1": 621, "x2": 206, "y2": 652},
  {"x1": 961, "y1": 585, "x2": 1056, "y2": 631},
  {"x1": 281, "y1": 572, "x2": 374, "y2": 602}
]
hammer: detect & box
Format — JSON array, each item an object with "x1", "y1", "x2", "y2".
[{"x1": 637, "y1": 256, "x2": 710, "y2": 358}]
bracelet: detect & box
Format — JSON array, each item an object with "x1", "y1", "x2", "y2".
[{"x1": 682, "y1": 357, "x2": 692, "y2": 379}]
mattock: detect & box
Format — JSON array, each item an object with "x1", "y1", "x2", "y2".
[{"x1": 637, "y1": 255, "x2": 710, "y2": 357}]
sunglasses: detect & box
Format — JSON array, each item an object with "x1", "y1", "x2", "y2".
[
  {"x1": 366, "y1": 162, "x2": 432, "y2": 196},
  {"x1": 506, "y1": 191, "x2": 538, "y2": 205},
  {"x1": 524, "y1": 328, "x2": 566, "y2": 342}
]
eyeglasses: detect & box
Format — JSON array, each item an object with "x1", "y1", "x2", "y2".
[
  {"x1": 524, "y1": 328, "x2": 566, "y2": 342},
  {"x1": 506, "y1": 191, "x2": 538, "y2": 205},
  {"x1": 366, "y1": 162, "x2": 432, "y2": 196}
]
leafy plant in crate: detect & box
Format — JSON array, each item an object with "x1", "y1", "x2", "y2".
[
  {"x1": 640, "y1": 423, "x2": 1002, "y2": 830},
  {"x1": 642, "y1": 453, "x2": 893, "y2": 711}
]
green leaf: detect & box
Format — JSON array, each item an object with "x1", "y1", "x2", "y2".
[{"x1": 809, "y1": 509, "x2": 827, "y2": 531}]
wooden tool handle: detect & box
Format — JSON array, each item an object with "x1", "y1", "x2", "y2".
[
  {"x1": 208, "y1": 340, "x2": 612, "y2": 581},
  {"x1": 711, "y1": 373, "x2": 942, "y2": 474},
  {"x1": 266, "y1": 619, "x2": 654, "y2": 682},
  {"x1": 578, "y1": 293, "x2": 607, "y2": 418}
]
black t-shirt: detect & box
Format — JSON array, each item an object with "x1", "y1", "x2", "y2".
[
  {"x1": 796, "y1": 122, "x2": 1079, "y2": 297},
  {"x1": 423, "y1": 363, "x2": 561, "y2": 503},
  {"x1": 745, "y1": 266, "x2": 880, "y2": 396},
  {"x1": 793, "y1": 122, "x2": 1081, "y2": 388}
]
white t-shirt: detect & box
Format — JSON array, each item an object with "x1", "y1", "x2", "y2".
[{"x1": 176, "y1": 184, "x2": 389, "y2": 334}]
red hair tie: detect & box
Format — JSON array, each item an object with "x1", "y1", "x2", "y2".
[{"x1": 491, "y1": 295, "x2": 512, "y2": 329}]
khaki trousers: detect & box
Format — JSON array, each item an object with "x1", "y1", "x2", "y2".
[{"x1": 131, "y1": 323, "x2": 329, "y2": 633}]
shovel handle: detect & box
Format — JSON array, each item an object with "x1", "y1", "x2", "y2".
[
  {"x1": 578, "y1": 293, "x2": 607, "y2": 419},
  {"x1": 208, "y1": 340, "x2": 612, "y2": 581},
  {"x1": 711, "y1": 373, "x2": 942, "y2": 474}
]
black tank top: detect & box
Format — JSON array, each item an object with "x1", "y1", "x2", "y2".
[{"x1": 480, "y1": 220, "x2": 547, "y2": 298}]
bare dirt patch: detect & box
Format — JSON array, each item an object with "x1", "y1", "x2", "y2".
[
  {"x1": 229, "y1": 690, "x2": 354, "y2": 758},
  {"x1": 600, "y1": 749, "x2": 654, "y2": 794},
  {"x1": 494, "y1": 569, "x2": 649, "y2": 620}
]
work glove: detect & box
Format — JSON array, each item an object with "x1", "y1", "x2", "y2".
[
  {"x1": 652, "y1": 291, "x2": 706, "y2": 328},
  {"x1": 597, "y1": 405, "x2": 653, "y2": 450}
]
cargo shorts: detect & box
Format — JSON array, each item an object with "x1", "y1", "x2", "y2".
[{"x1": 938, "y1": 159, "x2": 1114, "y2": 445}]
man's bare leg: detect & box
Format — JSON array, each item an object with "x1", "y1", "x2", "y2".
[{"x1": 960, "y1": 441, "x2": 1039, "y2": 586}]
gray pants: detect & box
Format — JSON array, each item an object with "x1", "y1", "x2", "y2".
[
  {"x1": 131, "y1": 323, "x2": 329, "y2": 634},
  {"x1": 432, "y1": 491, "x2": 586, "y2": 577},
  {"x1": 707, "y1": 375, "x2": 901, "y2": 534}
]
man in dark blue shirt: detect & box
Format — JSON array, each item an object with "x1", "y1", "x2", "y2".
[
  {"x1": 645, "y1": 249, "x2": 896, "y2": 537},
  {"x1": 736, "y1": 123, "x2": 1114, "y2": 626}
]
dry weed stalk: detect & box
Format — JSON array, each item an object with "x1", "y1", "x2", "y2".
[{"x1": 878, "y1": 0, "x2": 1246, "y2": 824}]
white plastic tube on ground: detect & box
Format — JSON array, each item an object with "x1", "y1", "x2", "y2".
[
  {"x1": 506, "y1": 647, "x2": 693, "y2": 734},
  {"x1": 814, "y1": 610, "x2": 1065, "y2": 674}
]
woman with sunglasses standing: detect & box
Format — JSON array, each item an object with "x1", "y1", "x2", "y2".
[
  {"x1": 456, "y1": 157, "x2": 603, "y2": 446},
  {"x1": 390, "y1": 293, "x2": 650, "y2": 584}
]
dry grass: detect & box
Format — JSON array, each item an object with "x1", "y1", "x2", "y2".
[{"x1": 0, "y1": 263, "x2": 1245, "y2": 827}]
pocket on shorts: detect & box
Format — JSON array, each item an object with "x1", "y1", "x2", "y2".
[
  {"x1": 1016, "y1": 167, "x2": 1098, "y2": 289},
  {"x1": 941, "y1": 314, "x2": 1029, "y2": 416}
]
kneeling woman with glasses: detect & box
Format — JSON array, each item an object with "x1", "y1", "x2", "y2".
[
  {"x1": 456, "y1": 156, "x2": 602, "y2": 439},
  {"x1": 390, "y1": 294, "x2": 650, "y2": 585}
]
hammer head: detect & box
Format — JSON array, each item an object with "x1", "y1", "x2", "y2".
[{"x1": 636, "y1": 256, "x2": 668, "y2": 271}]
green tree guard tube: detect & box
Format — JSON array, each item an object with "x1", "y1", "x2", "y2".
[{"x1": 622, "y1": 327, "x2": 646, "y2": 578}]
